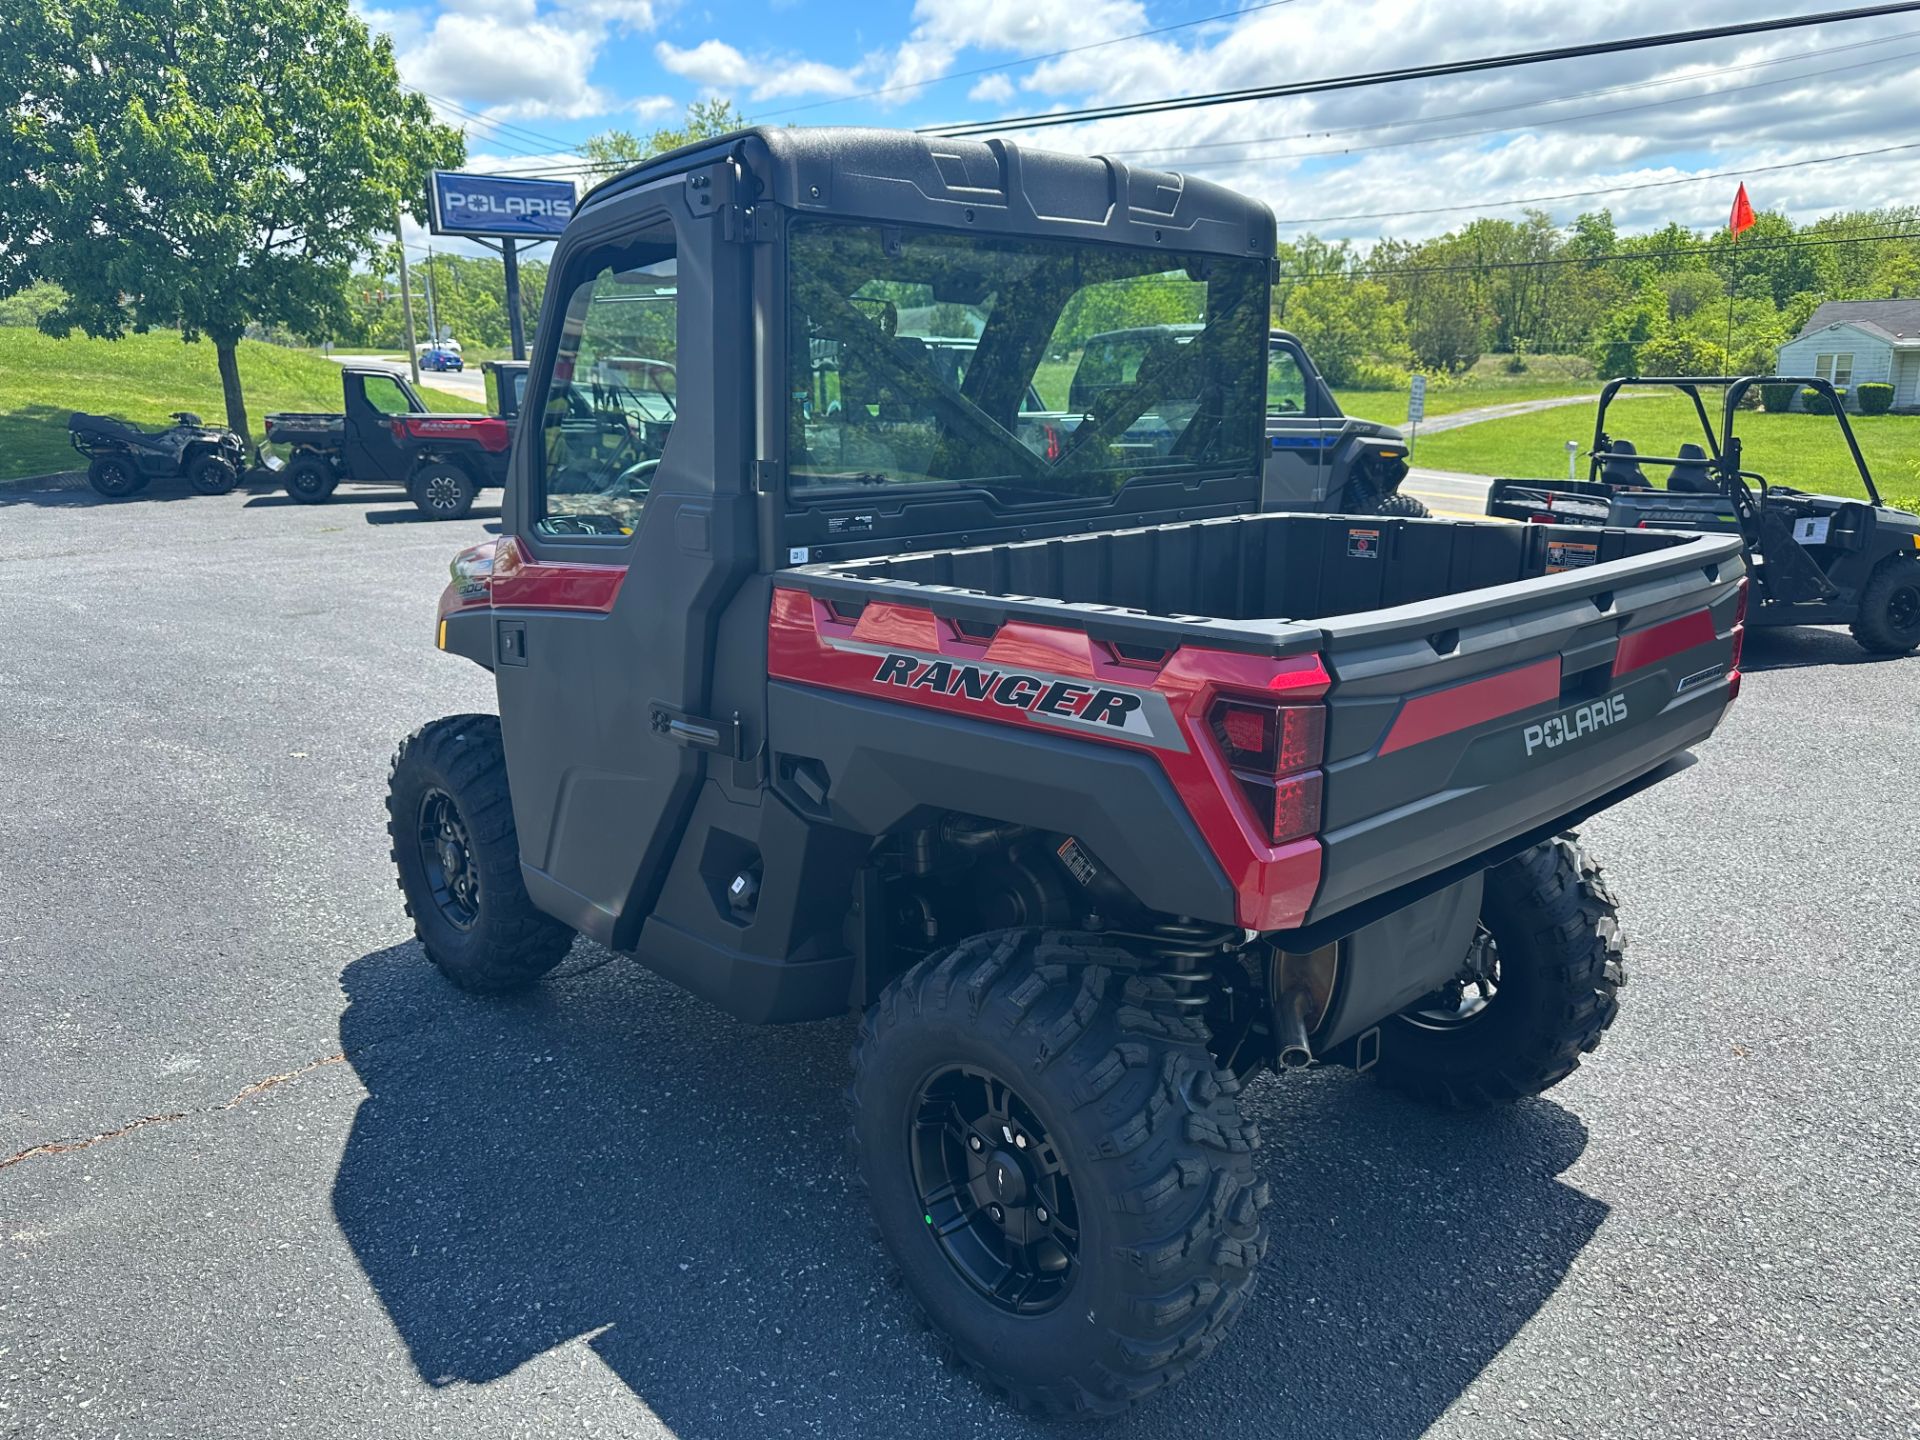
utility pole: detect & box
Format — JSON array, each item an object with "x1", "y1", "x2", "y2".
[
  {"x1": 424, "y1": 243, "x2": 439, "y2": 347},
  {"x1": 503, "y1": 237, "x2": 526, "y2": 361},
  {"x1": 395, "y1": 206, "x2": 420, "y2": 385}
]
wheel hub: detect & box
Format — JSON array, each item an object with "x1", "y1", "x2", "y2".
[
  {"x1": 418, "y1": 788, "x2": 480, "y2": 929},
  {"x1": 910, "y1": 1066, "x2": 1079, "y2": 1315}
]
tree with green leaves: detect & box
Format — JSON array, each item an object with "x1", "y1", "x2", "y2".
[
  {"x1": 2, "y1": 0, "x2": 463, "y2": 438},
  {"x1": 1281, "y1": 276, "x2": 1410, "y2": 388},
  {"x1": 580, "y1": 100, "x2": 746, "y2": 178}
]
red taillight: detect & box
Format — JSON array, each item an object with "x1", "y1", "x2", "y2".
[
  {"x1": 1207, "y1": 698, "x2": 1326, "y2": 845},
  {"x1": 391, "y1": 417, "x2": 407, "y2": 442},
  {"x1": 1043, "y1": 424, "x2": 1062, "y2": 463}
]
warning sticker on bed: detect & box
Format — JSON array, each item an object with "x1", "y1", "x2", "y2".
[
  {"x1": 1347, "y1": 527, "x2": 1381, "y2": 559},
  {"x1": 1547, "y1": 540, "x2": 1600, "y2": 573}
]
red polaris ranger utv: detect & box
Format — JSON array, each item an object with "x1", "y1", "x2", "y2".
[{"x1": 388, "y1": 128, "x2": 1745, "y2": 1416}]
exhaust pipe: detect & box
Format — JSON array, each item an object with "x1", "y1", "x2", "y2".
[{"x1": 1274, "y1": 986, "x2": 1314, "y2": 1070}]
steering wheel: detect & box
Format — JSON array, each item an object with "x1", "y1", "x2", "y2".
[{"x1": 614, "y1": 457, "x2": 660, "y2": 497}]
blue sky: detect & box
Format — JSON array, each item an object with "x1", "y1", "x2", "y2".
[{"x1": 355, "y1": 0, "x2": 1920, "y2": 256}]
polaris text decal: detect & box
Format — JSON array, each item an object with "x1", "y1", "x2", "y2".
[
  {"x1": 865, "y1": 650, "x2": 1184, "y2": 750},
  {"x1": 1523, "y1": 693, "x2": 1630, "y2": 756}
]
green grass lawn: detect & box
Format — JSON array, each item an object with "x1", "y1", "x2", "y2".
[
  {"x1": 1334, "y1": 379, "x2": 1603, "y2": 425},
  {"x1": 0, "y1": 328, "x2": 481, "y2": 482},
  {"x1": 1412, "y1": 393, "x2": 1920, "y2": 509}
]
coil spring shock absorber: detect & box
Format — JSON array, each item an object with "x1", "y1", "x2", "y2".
[{"x1": 1133, "y1": 917, "x2": 1243, "y2": 1040}]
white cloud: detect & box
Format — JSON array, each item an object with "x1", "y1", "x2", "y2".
[
  {"x1": 629, "y1": 93, "x2": 678, "y2": 119},
  {"x1": 655, "y1": 38, "x2": 755, "y2": 89},
  {"x1": 967, "y1": 74, "x2": 1015, "y2": 104},
  {"x1": 755, "y1": 60, "x2": 865, "y2": 101}
]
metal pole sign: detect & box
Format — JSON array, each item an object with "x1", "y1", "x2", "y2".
[
  {"x1": 1406, "y1": 373, "x2": 1427, "y2": 454},
  {"x1": 427, "y1": 171, "x2": 577, "y2": 240}
]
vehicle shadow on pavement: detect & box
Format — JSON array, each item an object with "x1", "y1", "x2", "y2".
[
  {"x1": 0, "y1": 473, "x2": 284, "y2": 508},
  {"x1": 1740, "y1": 626, "x2": 1915, "y2": 672},
  {"x1": 331, "y1": 942, "x2": 1603, "y2": 1440}
]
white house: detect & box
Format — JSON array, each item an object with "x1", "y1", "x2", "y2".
[{"x1": 1775, "y1": 300, "x2": 1920, "y2": 411}]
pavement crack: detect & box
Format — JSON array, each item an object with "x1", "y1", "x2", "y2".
[{"x1": 0, "y1": 1052, "x2": 346, "y2": 1174}]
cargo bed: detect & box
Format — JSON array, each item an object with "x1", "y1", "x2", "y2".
[{"x1": 787, "y1": 511, "x2": 1746, "y2": 932}]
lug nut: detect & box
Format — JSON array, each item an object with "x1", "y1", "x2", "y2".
[
  {"x1": 1036, "y1": 1206, "x2": 1049, "y2": 1223},
  {"x1": 968, "y1": 1135, "x2": 983, "y2": 1152},
  {"x1": 1013, "y1": 1133, "x2": 1028, "y2": 1150},
  {"x1": 987, "y1": 1204, "x2": 1004, "y2": 1224}
]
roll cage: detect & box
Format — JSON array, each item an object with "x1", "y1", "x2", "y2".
[{"x1": 1589, "y1": 375, "x2": 1881, "y2": 507}]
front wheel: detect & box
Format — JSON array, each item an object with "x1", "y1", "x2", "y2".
[
  {"x1": 1850, "y1": 557, "x2": 1920, "y2": 655},
  {"x1": 186, "y1": 453, "x2": 239, "y2": 495},
  {"x1": 87, "y1": 454, "x2": 142, "y2": 498},
  {"x1": 849, "y1": 929, "x2": 1269, "y2": 1417},
  {"x1": 1372, "y1": 835, "x2": 1626, "y2": 1109},
  {"x1": 386, "y1": 714, "x2": 575, "y2": 992},
  {"x1": 410, "y1": 461, "x2": 477, "y2": 520}
]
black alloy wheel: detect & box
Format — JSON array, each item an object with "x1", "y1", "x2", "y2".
[
  {"x1": 416, "y1": 787, "x2": 481, "y2": 930},
  {"x1": 909, "y1": 1064, "x2": 1079, "y2": 1317}
]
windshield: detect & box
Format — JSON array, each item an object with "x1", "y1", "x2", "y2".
[{"x1": 786, "y1": 222, "x2": 1266, "y2": 500}]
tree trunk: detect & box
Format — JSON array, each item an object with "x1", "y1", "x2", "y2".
[{"x1": 215, "y1": 338, "x2": 250, "y2": 443}]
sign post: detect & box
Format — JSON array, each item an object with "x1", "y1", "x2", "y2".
[
  {"x1": 427, "y1": 170, "x2": 577, "y2": 364},
  {"x1": 1406, "y1": 373, "x2": 1427, "y2": 456}
]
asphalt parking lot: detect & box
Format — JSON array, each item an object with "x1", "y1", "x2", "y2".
[{"x1": 3, "y1": 476, "x2": 1917, "y2": 1439}]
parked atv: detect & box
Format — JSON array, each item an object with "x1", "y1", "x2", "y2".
[
  {"x1": 1486, "y1": 375, "x2": 1920, "y2": 655},
  {"x1": 67, "y1": 411, "x2": 248, "y2": 499},
  {"x1": 389, "y1": 127, "x2": 1743, "y2": 1418}
]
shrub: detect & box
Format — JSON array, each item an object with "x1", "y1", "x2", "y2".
[
  {"x1": 1760, "y1": 381, "x2": 1799, "y2": 413},
  {"x1": 1857, "y1": 382, "x2": 1895, "y2": 415},
  {"x1": 1802, "y1": 386, "x2": 1846, "y2": 415},
  {"x1": 1635, "y1": 333, "x2": 1729, "y2": 377}
]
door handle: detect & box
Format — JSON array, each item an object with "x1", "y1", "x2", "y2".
[{"x1": 649, "y1": 703, "x2": 742, "y2": 758}]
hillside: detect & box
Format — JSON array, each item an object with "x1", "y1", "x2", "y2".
[{"x1": 0, "y1": 329, "x2": 481, "y2": 482}]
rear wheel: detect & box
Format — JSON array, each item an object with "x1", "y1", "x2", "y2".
[
  {"x1": 386, "y1": 714, "x2": 575, "y2": 993},
  {"x1": 1372, "y1": 835, "x2": 1625, "y2": 1109},
  {"x1": 410, "y1": 461, "x2": 477, "y2": 520},
  {"x1": 849, "y1": 929, "x2": 1269, "y2": 1417},
  {"x1": 186, "y1": 452, "x2": 239, "y2": 496},
  {"x1": 1850, "y1": 557, "x2": 1920, "y2": 655},
  {"x1": 283, "y1": 455, "x2": 338, "y2": 504},
  {"x1": 87, "y1": 454, "x2": 142, "y2": 498}
]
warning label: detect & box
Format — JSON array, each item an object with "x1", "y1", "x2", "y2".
[
  {"x1": 1547, "y1": 540, "x2": 1600, "y2": 574},
  {"x1": 1347, "y1": 527, "x2": 1381, "y2": 559}
]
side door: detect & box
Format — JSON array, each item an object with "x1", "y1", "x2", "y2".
[
  {"x1": 492, "y1": 193, "x2": 756, "y2": 948},
  {"x1": 1261, "y1": 335, "x2": 1338, "y2": 509},
  {"x1": 343, "y1": 371, "x2": 423, "y2": 481}
]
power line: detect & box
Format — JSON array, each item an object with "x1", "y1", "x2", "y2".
[
  {"x1": 1119, "y1": 35, "x2": 1920, "y2": 170},
  {"x1": 1102, "y1": 26, "x2": 1920, "y2": 160},
  {"x1": 921, "y1": 3, "x2": 1920, "y2": 136},
  {"x1": 752, "y1": 0, "x2": 1303, "y2": 120},
  {"x1": 1273, "y1": 139, "x2": 1920, "y2": 225},
  {"x1": 406, "y1": 87, "x2": 581, "y2": 159}
]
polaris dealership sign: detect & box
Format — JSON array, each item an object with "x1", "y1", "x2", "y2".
[{"x1": 428, "y1": 171, "x2": 576, "y2": 240}]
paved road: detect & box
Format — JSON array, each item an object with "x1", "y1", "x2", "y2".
[
  {"x1": 4, "y1": 477, "x2": 1918, "y2": 1438},
  {"x1": 1404, "y1": 466, "x2": 1496, "y2": 518},
  {"x1": 1412, "y1": 392, "x2": 1614, "y2": 436},
  {"x1": 328, "y1": 352, "x2": 487, "y2": 405}
]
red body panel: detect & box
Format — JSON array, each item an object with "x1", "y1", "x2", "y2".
[
  {"x1": 1378, "y1": 657, "x2": 1563, "y2": 757},
  {"x1": 1613, "y1": 607, "x2": 1719, "y2": 678},
  {"x1": 436, "y1": 537, "x2": 629, "y2": 620},
  {"x1": 392, "y1": 415, "x2": 513, "y2": 453},
  {"x1": 768, "y1": 587, "x2": 1330, "y2": 931}
]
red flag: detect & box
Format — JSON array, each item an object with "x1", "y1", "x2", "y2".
[{"x1": 1729, "y1": 183, "x2": 1755, "y2": 239}]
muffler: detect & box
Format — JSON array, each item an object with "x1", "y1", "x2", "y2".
[{"x1": 1268, "y1": 942, "x2": 1339, "y2": 1072}]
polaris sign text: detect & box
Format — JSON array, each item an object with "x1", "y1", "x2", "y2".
[{"x1": 428, "y1": 171, "x2": 576, "y2": 240}]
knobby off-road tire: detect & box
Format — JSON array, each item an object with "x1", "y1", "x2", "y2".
[
  {"x1": 387, "y1": 713, "x2": 574, "y2": 993},
  {"x1": 1373, "y1": 489, "x2": 1431, "y2": 518},
  {"x1": 849, "y1": 928, "x2": 1270, "y2": 1418},
  {"x1": 186, "y1": 452, "x2": 240, "y2": 496},
  {"x1": 1849, "y1": 556, "x2": 1920, "y2": 655},
  {"x1": 87, "y1": 454, "x2": 142, "y2": 498},
  {"x1": 283, "y1": 455, "x2": 339, "y2": 504},
  {"x1": 410, "y1": 461, "x2": 478, "y2": 521},
  {"x1": 1374, "y1": 835, "x2": 1626, "y2": 1109}
]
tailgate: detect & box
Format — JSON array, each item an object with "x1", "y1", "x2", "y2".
[{"x1": 1306, "y1": 529, "x2": 1745, "y2": 925}]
